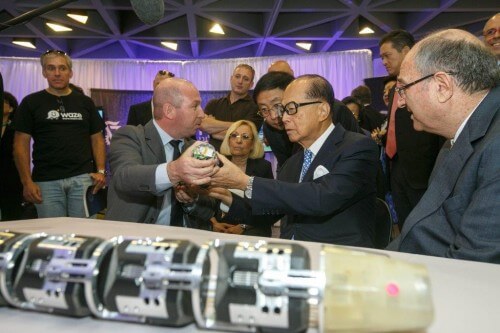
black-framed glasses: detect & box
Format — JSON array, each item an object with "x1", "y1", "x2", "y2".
[
  {"x1": 43, "y1": 49, "x2": 67, "y2": 56},
  {"x1": 282, "y1": 101, "x2": 322, "y2": 116},
  {"x1": 395, "y1": 72, "x2": 456, "y2": 98},
  {"x1": 257, "y1": 103, "x2": 284, "y2": 118},
  {"x1": 229, "y1": 133, "x2": 253, "y2": 141},
  {"x1": 57, "y1": 97, "x2": 65, "y2": 113},
  {"x1": 158, "y1": 70, "x2": 175, "y2": 77}
]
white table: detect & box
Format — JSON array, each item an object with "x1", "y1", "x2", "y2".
[{"x1": 1, "y1": 218, "x2": 499, "y2": 333}]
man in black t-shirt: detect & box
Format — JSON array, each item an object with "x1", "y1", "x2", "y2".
[
  {"x1": 200, "y1": 64, "x2": 262, "y2": 151},
  {"x1": 14, "y1": 50, "x2": 106, "y2": 218}
]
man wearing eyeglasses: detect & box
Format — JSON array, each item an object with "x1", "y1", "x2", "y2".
[
  {"x1": 387, "y1": 29, "x2": 500, "y2": 264},
  {"x1": 208, "y1": 75, "x2": 379, "y2": 247},
  {"x1": 13, "y1": 50, "x2": 106, "y2": 218},
  {"x1": 200, "y1": 64, "x2": 262, "y2": 151},
  {"x1": 483, "y1": 13, "x2": 500, "y2": 62},
  {"x1": 127, "y1": 70, "x2": 175, "y2": 126},
  {"x1": 379, "y1": 30, "x2": 443, "y2": 230}
]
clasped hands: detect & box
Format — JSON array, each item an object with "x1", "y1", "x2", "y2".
[{"x1": 170, "y1": 141, "x2": 249, "y2": 210}]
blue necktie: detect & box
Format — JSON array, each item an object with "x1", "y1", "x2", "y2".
[{"x1": 300, "y1": 149, "x2": 313, "y2": 182}]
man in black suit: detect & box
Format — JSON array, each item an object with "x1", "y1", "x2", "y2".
[
  {"x1": 379, "y1": 30, "x2": 443, "y2": 228},
  {"x1": 126, "y1": 70, "x2": 175, "y2": 126},
  {"x1": 209, "y1": 75, "x2": 379, "y2": 247},
  {"x1": 351, "y1": 85, "x2": 385, "y2": 133}
]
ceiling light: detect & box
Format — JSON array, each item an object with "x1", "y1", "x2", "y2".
[
  {"x1": 296, "y1": 42, "x2": 312, "y2": 51},
  {"x1": 161, "y1": 41, "x2": 178, "y2": 51},
  {"x1": 46, "y1": 22, "x2": 73, "y2": 32},
  {"x1": 209, "y1": 23, "x2": 225, "y2": 35},
  {"x1": 12, "y1": 39, "x2": 36, "y2": 49},
  {"x1": 67, "y1": 12, "x2": 88, "y2": 24},
  {"x1": 358, "y1": 17, "x2": 375, "y2": 35}
]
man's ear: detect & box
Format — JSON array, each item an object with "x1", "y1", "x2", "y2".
[
  {"x1": 318, "y1": 102, "x2": 331, "y2": 122},
  {"x1": 163, "y1": 103, "x2": 176, "y2": 119},
  {"x1": 401, "y1": 45, "x2": 411, "y2": 57},
  {"x1": 433, "y1": 72, "x2": 453, "y2": 103}
]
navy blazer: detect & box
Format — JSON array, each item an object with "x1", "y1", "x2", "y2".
[
  {"x1": 226, "y1": 124, "x2": 379, "y2": 247},
  {"x1": 388, "y1": 86, "x2": 500, "y2": 264},
  {"x1": 127, "y1": 100, "x2": 152, "y2": 126}
]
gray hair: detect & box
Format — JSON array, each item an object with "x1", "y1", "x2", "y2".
[
  {"x1": 413, "y1": 33, "x2": 498, "y2": 94},
  {"x1": 40, "y1": 51, "x2": 73, "y2": 70}
]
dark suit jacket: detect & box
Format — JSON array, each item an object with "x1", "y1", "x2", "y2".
[
  {"x1": 387, "y1": 89, "x2": 443, "y2": 189},
  {"x1": 226, "y1": 124, "x2": 379, "y2": 247},
  {"x1": 360, "y1": 104, "x2": 385, "y2": 133},
  {"x1": 127, "y1": 100, "x2": 152, "y2": 126},
  {"x1": 106, "y1": 121, "x2": 191, "y2": 224},
  {"x1": 388, "y1": 86, "x2": 500, "y2": 263}
]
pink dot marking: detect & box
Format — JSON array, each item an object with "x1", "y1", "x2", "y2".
[{"x1": 386, "y1": 282, "x2": 400, "y2": 297}]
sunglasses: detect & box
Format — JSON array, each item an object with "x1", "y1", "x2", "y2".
[
  {"x1": 158, "y1": 70, "x2": 175, "y2": 77},
  {"x1": 42, "y1": 49, "x2": 67, "y2": 56}
]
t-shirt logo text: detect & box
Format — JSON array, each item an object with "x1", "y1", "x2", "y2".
[{"x1": 46, "y1": 109, "x2": 83, "y2": 120}]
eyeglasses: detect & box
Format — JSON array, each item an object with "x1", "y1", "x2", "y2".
[
  {"x1": 57, "y1": 97, "x2": 65, "y2": 113},
  {"x1": 257, "y1": 103, "x2": 284, "y2": 118},
  {"x1": 395, "y1": 72, "x2": 455, "y2": 98},
  {"x1": 281, "y1": 101, "x2": 322, "y2": 116},
  {"x1": 483, "y1": 28, "x2": 498, "y2": 38},
  {"x1": 229, "y1": 133, "x2": 253, "y2": 141},
  {"x1": 158, "y1": 70, "x2": 175, "y2": 77},
  {"x1": 43, "y1": 49, "x2": 67, "y2": 57}
]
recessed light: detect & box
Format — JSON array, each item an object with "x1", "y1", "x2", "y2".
[
  {"x1": 209, "y1": 23, "x2": 225, "y2": 35},
  {"x1": 12, "y1": 39, "x2": 36, "y2": 49},
  {"x1": 46, "y1": 22, "x2": 73, "y2": 32},
  {"x1": 296, "y1": 42, "x2": 312, "y2": 51},
  {"x1": 67, "y1": 13, "x2": 88, "y2": 24},
  {"x1": 161, "y1": 41, "x2": 178, "y2": 51},
  {"x1": 359, "y1": 27, "x2": 375, "y2": 35}
]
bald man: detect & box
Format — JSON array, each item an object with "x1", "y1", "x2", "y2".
[
  {"x1": 106, "y1": 78, "x2": 217, "y2": 225},
  {"x1": 268, "y1": 60, "x2": 295, "y2": 76},
  {"x1": 127, "y1": 70, "x2": 175, "y2": 126},
  {"x1": 387, "y1": 29, "x2": 500, "y2": 263},
  {"x1": 483, "y1": 13, "x2": 500, "y2": 61}
]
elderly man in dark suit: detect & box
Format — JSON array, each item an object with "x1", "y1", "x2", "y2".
[
  {"x1": 106, "y1": 78, "x2": 217, "y2": 225},
  {"x1": 208, "y1": 75, "x2": 379, "y2": 247},
  {"x1": 126, "y1": 70, "x2": 175, "y2": 126},
  {"x1": 388, "y1": 29, "x2": 500, "y2": 264}
]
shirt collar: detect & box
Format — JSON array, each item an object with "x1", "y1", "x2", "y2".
[
  {"x1": 451, "y1": 92, "x2": 487, "y2": 147},
  {"x1": 153, "y1": 118, "x2": 174, "y2": 146},
  {"x1": 307, "y1": 122, "x2": 335, "y2": 157}
]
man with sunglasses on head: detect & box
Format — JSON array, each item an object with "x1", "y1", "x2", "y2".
[
  {"x1": 207, "y1": 75, "x2": 379, "y2": 247},
  {"x1": 387, "y1": 29, "x2": 500, "y2": 264},
  {"x1": 13, "y1": 50, "x2": 106, "y2": 218},
  {"x1": 379, "y1": 30, "x2": 444, "y2": 230},
  {"x1": 127, "y1": 70, "x2": 175, "y2": 126}
]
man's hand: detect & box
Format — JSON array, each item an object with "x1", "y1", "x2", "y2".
[
  {"x1": 210, "y1": 218, "x2": 240, "y2": 234},
  {"x1": 90, "y1": 173, "x2": 106, "y2": 194},
  {"x1": 208, "y1": 187, "x2": 233, "y2": 207},
  {"x1": 23, "y1": 181, "x2": 42, "y2": 204},
  {"x1": 167, "y1": 141, "x2": 219, "y2": 186},
  {"x1": 209, "y1": 154, "x2": 249, "y2": 190}
]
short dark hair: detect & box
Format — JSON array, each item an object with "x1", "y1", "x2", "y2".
[
  {"x1": 379, "y1": 30, "x2": 415, "y2": 51},
  {"x1": 351, "y1": 85, "x2": 371, "y2": 104},
  {"x1": 341, "y1": 96, "x2": 362, "y2": 109},
  {"x1": 3, "y1": 91, "x2": 18, "y2": 120},
  {"x1": 297, "y1": 74, "x2": 335, "y2": 106},
  {"x1": 253, "y1": 71, "x2": 295, "y2": 103},
  {"x1": 414, "y1": 33, "x2": 498, "y2": 94}
]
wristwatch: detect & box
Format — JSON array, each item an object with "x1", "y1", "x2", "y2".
[
  {"x1": 244, "y1": 176, "x2": 254, "y2": 199},
  {"x1": 240, "y1": 224, "x2": 249, "y2": 231},
  {"x1": 97, "y1": 169, "x2": 106, "y2": 175}
]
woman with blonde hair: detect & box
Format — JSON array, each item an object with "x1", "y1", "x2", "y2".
[{"x1": 211, "y1": 120, "x2": 274, "y2": 236}]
